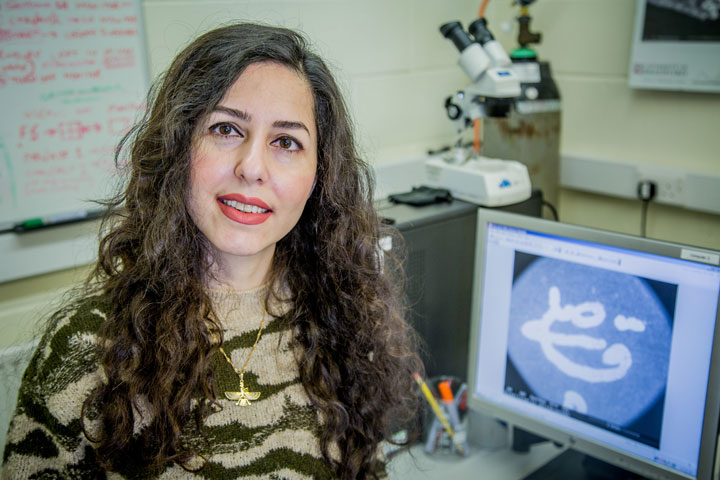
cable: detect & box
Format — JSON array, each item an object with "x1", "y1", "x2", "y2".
[
  {"x1": 478, "y1": 0, "x2": 490, "y2": 18},
  {"x1": 636, "y1": 180, "x2": 656, "y2": 238},
  {"x1": 542, "y1": 200, "x2": 558, "y2": 221},
  {"x1": 640, "y1": 199, "x2": 650, "y2": 238},
  {"x1": 426, "y1": 145, "x2": 451, "y2": 155}
]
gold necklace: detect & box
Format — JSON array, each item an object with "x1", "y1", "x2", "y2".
[{"x1": 218, "y1": 308, "x2": 267, "y2": 406}]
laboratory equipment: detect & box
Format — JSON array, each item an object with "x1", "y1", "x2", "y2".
[
  {"x1": 482, "y1": 0, "x2": 562, "y2": 209},
  {"x1": 377, "y1": 193, "x2": 542, "y2": 382},
  {"x1": 440, "y1": 18, "x2": 520, "y2": 118},
  {"x1": 429, "y1": 17, "x2": 532, "y2": 207},
  {"x1": 467, "y1": 209, "x2": 720, "y2": 479},
  {"x1": 425, "y1": 155, "x2": 531, "y2": 207}
]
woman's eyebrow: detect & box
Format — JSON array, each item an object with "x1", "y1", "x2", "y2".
[
  {"x1": 272, "y1": 120, "x2": 310, "y2": 135},
  {"x1": 213, "y1": 105, "x2": 309, "y2": 135},
  {"x1": 214, "y1": 105, "x2": 250, "y2": 121}
]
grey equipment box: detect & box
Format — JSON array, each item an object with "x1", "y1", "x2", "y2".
[{"x1": 377, "y1": 190, "x2": 542, "y2": 382}]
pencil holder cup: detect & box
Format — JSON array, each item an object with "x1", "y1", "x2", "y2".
[
  {"x1": 424, "y1": 405, "x2": 469, "y2": 456},
  {"x1": 418, "y1": 375, "x2": 469, "y2": 457},
  {"x1": 467, "y1": 409, "x2": 508, "y2": 450}
]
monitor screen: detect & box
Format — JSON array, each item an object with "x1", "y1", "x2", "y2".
[
  {"x1": 468, "y1": 209, "x2": 720, "y2": 480},
  {"x1": 629, "y1": 0, "x2": 720, "y2": 93}
]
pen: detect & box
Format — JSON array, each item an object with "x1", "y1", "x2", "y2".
[
  {"x1": 413, "y1": 373, "x2": 466, "y2": 456},
  {"x1": 438, "y1": 380, "x2": 469, "y2": 455},
  {"x1": 10, "y1": 209, "x2": 106, "y2": 233},
  {"x1": 438, "y1": 380, "x2": 462, "y2": 429}
]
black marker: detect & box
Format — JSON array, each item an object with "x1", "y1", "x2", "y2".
[{"x1": 8, "y1": 209, "x2": 106, "y2": 233}]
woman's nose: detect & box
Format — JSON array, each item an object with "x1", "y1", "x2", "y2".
[{"x1": 234, "y1": 138, "x2": 269, "y2": 184}]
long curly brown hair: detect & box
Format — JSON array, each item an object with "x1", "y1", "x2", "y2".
[{"x1": 83, "y1": 23, "x2": 422, "y2": 479}]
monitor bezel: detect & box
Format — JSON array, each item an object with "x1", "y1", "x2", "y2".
[{"x1": 467, "y1": 209, "x2": 720, "y2": 480}]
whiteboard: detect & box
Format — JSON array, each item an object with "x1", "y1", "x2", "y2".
[{"x1": 0, "y1": 0, "x2": 149, "y2": 282}]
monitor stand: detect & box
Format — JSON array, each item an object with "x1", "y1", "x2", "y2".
[
  {"x1": 512, "y1": 427, "x2": 647, "y2": 480},
  {"x1": 523, "y1": 448, "x2": 648, "y2": 480}
]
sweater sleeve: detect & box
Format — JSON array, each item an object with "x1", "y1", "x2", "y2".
[
  {"x1": 1, "y1": 297, "x2": 108, "y2": 480},
  {"x1": 373, "y1": 444, "x2": 389, "y2": 480}
]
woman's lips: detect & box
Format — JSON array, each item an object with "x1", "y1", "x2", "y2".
[
  {"x1": 219, "y1": 193, "x2": 271, "y2": 210},
  {"x1": 217, "y1": 194, "x2": 272, "y2": 225}
]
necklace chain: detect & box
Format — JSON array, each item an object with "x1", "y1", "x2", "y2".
[{"x1": 218, "y1": 308, "x2": 267, "y2": 406}]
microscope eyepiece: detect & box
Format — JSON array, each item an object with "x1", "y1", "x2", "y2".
[
  {"x1": 440, "y1": 21, "x2": 473, "y2": 52},
  {"x1": 440, "y1": 20, "x2": 492, "y2": 83},
  {"x1": 468, "y1": 18, "x2": 494, "y2": 44}
]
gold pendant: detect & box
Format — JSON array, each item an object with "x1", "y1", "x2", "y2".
[{"x1": 225, "y1": 374, "x2": 260, "y2": 406}]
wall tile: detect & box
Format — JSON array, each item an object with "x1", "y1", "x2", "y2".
[
  {"x1": 558, "y1": 75, "x2": 720, "y2": 171},
  {"x1": 485, "y1": 0, "x2": 636, "y2": 77},
  {"x1": 407, "y1": 0, "x2": 480, "y2": 71},
  {"x1": 142, "y1": 2, "x2": 304, "y2": 76},
  {"x1": 348, "y1": 67, "x2": 468, "y2": 158},
  {"x1": 560, "y1": 189, "x2": 720, "y2": 250},
  {"x1": 292, "y1": 0, "x2": 414, "y2": 75}
]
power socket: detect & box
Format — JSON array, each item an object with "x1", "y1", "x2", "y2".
[
  {"x1": 636, "y1": 166, "x2": 686, "y2": 206},
  {"x1": 561, "y1": 155, "x2": 720, "y2": 215}
]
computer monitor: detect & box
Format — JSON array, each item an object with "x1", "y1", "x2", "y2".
[
  {"x1": 629, "y1": 0, "x2": 720, "y2": 93},
  {"x1": 467, "y1": 209, "x2": 720, "y2": 480}
]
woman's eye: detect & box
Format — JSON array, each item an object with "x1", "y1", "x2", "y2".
[
  {"x1": 210, "y1": 123, "x2": 240, "y2": 137},
  {"x1": 273, "y1": 136, "x2": 301, "y2": 151}
]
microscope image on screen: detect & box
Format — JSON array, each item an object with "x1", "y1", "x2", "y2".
[
  {"x1": 643, "y1": 0, "x2": 720, "y2": 42},
  {"x1": 505, "y1": 252, "x2": 677, "y2": 448}
]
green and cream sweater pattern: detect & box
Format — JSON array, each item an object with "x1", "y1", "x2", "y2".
[{"x1": 2, "y1": 286, "x2": 388, "y2": 479}]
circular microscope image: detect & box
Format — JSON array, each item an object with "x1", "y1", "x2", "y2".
[{"x1": 506, "y1": 254, "x2": 675, "y2": 445}]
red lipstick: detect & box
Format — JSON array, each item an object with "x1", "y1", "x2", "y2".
[
  {"x1": 217, "y1": 194, "x2": 272, "y2": 225},
  {"x1": 219, "y1": 194, "x2": 271, "y2": 210}
]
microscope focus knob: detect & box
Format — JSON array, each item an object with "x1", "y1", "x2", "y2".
[{"x1": 445, "y1": 95, "x2": 463, "y2": 120}]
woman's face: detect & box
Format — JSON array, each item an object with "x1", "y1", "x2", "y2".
[{"x1": 188, "y1": 62, "x2": 318, "y2": 278}]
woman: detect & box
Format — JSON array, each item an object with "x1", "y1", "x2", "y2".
[{"x1": 2, "y1": 23, "x2": 421, "y2": 479}]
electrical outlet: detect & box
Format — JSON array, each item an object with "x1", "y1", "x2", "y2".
[
  {"x1": 636, "y1": 166, "x2": 686, "y2": 206},
  {"x1": 561, "y1": 155, "x2": 720, "y2": 215}
]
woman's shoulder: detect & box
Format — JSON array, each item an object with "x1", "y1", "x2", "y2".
[
  {"x1": 3, "y1": 293, "x2": 110, "y2": 479},
  {"x1": 23, "y1": 293, "x2": 110, "y2": 396},
  {"x1": 39, "y1": 292, "x2": 109, "y2": 352}
]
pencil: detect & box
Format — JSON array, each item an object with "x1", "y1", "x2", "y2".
[{"x1": 413, "y1": 373, "x2": 466, "y2": 455}]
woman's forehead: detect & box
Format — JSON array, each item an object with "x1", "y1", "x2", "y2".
[{"x1": 218, "y1": 63, "x2": 315, "y2": 132}]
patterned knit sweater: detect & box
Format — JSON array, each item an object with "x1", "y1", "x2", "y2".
[{"x1": 2, "y1": 286, "x2": 388, "y2": 479}]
